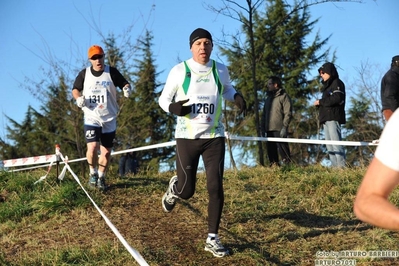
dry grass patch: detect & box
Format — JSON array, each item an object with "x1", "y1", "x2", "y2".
[{"x1": 1, "y1": 165, "x2": 399, "y2": 265}]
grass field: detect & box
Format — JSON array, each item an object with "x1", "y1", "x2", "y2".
[{"x1": 1, "y1": 164, "x2": 399, "y2": 265}]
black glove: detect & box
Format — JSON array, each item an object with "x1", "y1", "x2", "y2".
[
  {"x1": 234, "y1": 93, "x2": 247, "y2": 115},
  {"x1": 169, "y1": 99, "x2": 192, "y2": 116},
  {"x1": 280, "y1": 126, "x2": 287, "y2": 138}
]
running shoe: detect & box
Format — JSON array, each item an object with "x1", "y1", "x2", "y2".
[{"x1": 162, "y1": 175, "x2": 178, "y2": 212}]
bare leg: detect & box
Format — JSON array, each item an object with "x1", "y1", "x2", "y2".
[
  {"x1": 98, "y1": 145, "x2": 112, "y2": 175},
  {"x1": 86, "y1": 142, "x2": 100, "y2": 173}
]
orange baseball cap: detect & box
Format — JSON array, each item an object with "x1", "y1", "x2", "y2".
[{"x1": 88, "y1": 45, "x2": 104, "y2": 59}]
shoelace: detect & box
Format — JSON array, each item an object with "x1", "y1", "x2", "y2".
[
  {"x1": 210, "y1": 238, "x2": 225, "y2": 250},
  {"x1": 166, "y1": 193, "x2": 177, "y2": 204}
]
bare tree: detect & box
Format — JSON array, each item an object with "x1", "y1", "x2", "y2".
[
  {"x1": 344, "y1": 60, "x2": 384, "y2": 166},
  {"x1": 205, "y1": 0, "x2": 367, "y2": 167},
  {"x1": 351, "y1": 60, "x2": 385, "y2": 127}
]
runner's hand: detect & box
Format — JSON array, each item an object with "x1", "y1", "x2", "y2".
[
  {"x1": 169, "y1": 99, "x2": 192, "y2": 116},
  {"x1": 76, "y1": 96, "x2": 85, "y2": 108},
  {"x1": 123, "y1": 85, "x2": 131, "y2": 98},
  {"x1": 234, "y1": 93, "x2": 247, "y2": 115}
]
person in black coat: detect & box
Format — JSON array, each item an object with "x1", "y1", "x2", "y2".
[
  {"x1": 381, "y1": 55, "x2": 399, "y2": 121},
  {"x1": 314, "y1": 62, "x2": 346, "y2": 168},
  {"x1": 119, "y1": 151, "x2": 139, "y2": 177}
]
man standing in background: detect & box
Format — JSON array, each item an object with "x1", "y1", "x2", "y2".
[
  {"x1": 381, "y1": 55, "x2": 399, "y2": 121},
  {"x1": 314, "y1": 62, "x2": 346, "y2": 168},
  {"x1": 261, "y1": 76, "x2": 293, "y2": 166}
]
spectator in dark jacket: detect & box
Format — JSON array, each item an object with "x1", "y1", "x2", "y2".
[
  {"x1": 381, "y1": 55, "x2": 399, "y2": 121},
  {"x1": 119, "y1": 151, "x2": 139, "y2": 177},
  {"x1": 261, "y1": 76, "x2": 293, "y2": 166},
  {"x1": 314, "y1": 62, "x2": 346, "y2": 168}
]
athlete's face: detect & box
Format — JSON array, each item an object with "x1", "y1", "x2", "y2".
[
  {"x1": 190, "y1": 38, "x2": 213, "y2": 65},
  {"x1": 90, "y1": 54, "x2": 105, "y2": 71}
]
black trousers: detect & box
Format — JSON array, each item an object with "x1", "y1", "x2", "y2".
[
  {"x1": 175, "y1": 137, "x2": 225, "y2": 234},
  {"x1": 266, "y1": 131, "x2": 292, "y2": 165}
]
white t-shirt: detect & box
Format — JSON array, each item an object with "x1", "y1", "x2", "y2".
[
  {"x1": 375, "y1": 110, "x2": 399, "y2": 171},
  {"x1": 82, "y1": 65, "x2": 118, "y2": 125},
  {"x1": 159, "y1": 58, "x2": 237, "y2": 139}
]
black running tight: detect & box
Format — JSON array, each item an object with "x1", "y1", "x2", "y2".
[{"x1": 175, "y1": 137, "x2": 225, "y2": 234}]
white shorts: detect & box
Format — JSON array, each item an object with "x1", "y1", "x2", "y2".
[{"x1": 84, "y1": 117, "x2": 117, "y2": 133}]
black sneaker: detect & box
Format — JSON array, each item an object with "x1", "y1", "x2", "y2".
[{"x1": 162, "y1": 175, "x2": 178, "y2": 212}]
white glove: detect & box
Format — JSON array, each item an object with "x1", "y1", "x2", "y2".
[
  {"x1": 76, "y1": 96, "x2": 85, "y2": 108},
  {"x1": 123, "y1": 86, "x2": 131, "y2": 98}
]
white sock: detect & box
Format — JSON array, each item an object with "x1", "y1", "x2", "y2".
[
  {"x1": 208, "y1": 233, "x2": 217, "y2": 239},
  {"x1": 98, "y1": 171, "x2": 104, "y2": 178},
  {"x1": 90, "y1": 168, "x2": 97, "y2": 175}
]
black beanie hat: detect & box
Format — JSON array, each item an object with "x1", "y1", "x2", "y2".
[
  {"x1": 392, "y1": 55, "x2": 399, "y2": 66},
  {"x1": 189, "y1": 28, "x2": 213, "y2": 48}
]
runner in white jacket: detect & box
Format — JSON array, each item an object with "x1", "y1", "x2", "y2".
[{"x1": 159, "y1": 28, "x2": 246, "y2": 258}]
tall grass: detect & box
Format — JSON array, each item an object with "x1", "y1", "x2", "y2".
[{"x1": 1, "y1": 165, "x2": 399, "y2": 265}]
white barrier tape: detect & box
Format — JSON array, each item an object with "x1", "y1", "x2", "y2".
[
  {"x1": 3, "y1": 141, "x2": 177, "y2": 170},
  {"x1": 3, "y1": 154, "x2": 56, "y2": 168},
  {"x1": 57, "y1": 151, "x2": 149, "y2": 266},
  {"x1": 58, "y1": 164, "x2": 67, "y2": 181},
  {"x1": 33, "y1": 157, "x2": 56, "y2": 184},
  {"x1": 2, "y1": 136, "x2": 377, "y2": 169},
  {"x1": 111, "y1": 141, "x2": 176, "y2": 156},
  {"x1": 9, "y1": 164, "x2": 54, "y2": 172},
  {"x1": 25, "y1": 148, "x2": 149, "y2": 264},
  {"x1": 226, "y1": 135, "x2": 378, "y2": 146}
]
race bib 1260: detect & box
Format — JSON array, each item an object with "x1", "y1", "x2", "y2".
[{"x1": 187, "y1": 94, "x2": 217, "y2": 124}]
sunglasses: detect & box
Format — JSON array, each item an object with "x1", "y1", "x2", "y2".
[
  {"x1": 319, "y1": 71, "x2": 325, "y2": 75},
  {"x1": 90, "y1": 54, "x2": 104, "y2": 60}
]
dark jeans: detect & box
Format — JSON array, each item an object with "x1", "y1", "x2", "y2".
[
  {"x1": 119, "y1": 155, "x2": 138, "y2": 176},
  {"x1": 266, "y1": 131, "x2": 292, "y2": 165}
]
